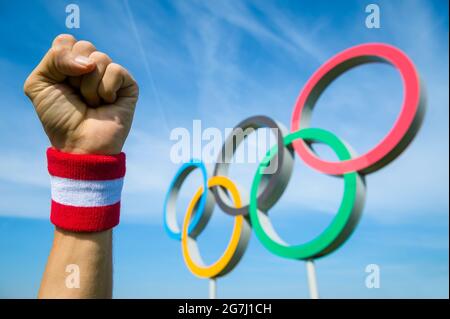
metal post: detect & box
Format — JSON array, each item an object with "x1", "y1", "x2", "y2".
[
  {"x1": 209, "y1": 278, "x2": 217, "y2": 299},
  {"x1": 306, "y1": 260, "x2": 319, "y2": 299}
]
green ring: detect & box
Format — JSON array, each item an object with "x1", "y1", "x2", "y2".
[{"x1": 249, "y1": 128, "x2": 365, "y2": 260}]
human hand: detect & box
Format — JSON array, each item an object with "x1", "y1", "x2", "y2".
[{"x1": 24, "y1": 34, "x2": 139, "y2": 155}]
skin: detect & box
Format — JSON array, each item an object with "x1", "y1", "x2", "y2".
[{"x1": 23, "y1": 34, "x2": 139, "y2": 298}]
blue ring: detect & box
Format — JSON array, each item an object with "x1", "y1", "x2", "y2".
[{"x1": 163, "y1": 160, "x2": 210, "y2": 240}]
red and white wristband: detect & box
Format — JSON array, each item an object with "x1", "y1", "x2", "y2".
[{"x1": 47, "y1": 147, "x2": 126, "y2": 232}]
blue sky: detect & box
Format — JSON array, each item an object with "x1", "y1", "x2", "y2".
[{"x1": 0, "y1": 0, "x2": 448, "y2": 298}]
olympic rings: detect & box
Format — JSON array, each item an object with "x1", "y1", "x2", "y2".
[
  {"x1": 181, "y1": 176, "x2": 251, "y2": 278},
  {"x1": 249, "y1": 128, "x2": 366, "y2": 260},
  {"x1": 291, "y1": 43, "x2": 426, "y2": 175},
  {"x1": 163, "y1": 160, "x2": 214, "y2": 240},
  {"x1": 163, "y1": 43, "x2": 425, "y2": 279},
  {"x1": 213, "y1": 115, "x2": 294, "y2": 216}
]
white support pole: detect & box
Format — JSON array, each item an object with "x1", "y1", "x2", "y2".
[
  {"x1": 306, "y1": 260, "x2": 319, "y2": 299},
  {"x1": 209, "y1": 278, "x2": 217, "y2": 299}
]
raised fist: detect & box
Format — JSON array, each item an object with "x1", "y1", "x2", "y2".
[{"x1": 24, "y1": 34, "x2": 139, "y2": 155}]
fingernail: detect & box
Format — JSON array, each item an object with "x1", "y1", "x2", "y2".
[{"x1": 74, "y1": 56, "x2": 92, "y2": 66}]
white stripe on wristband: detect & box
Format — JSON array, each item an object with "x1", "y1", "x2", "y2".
[{"x1": 50, "y1": 176, "x2": 124, "y2": 207}]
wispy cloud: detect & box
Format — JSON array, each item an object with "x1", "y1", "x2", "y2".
[
  {"x1": 0, "y1": 0, "x2": 447, "y2": 226},
  {"x1": 123, "y1": 0, "x2": 170, "y2": 133}
]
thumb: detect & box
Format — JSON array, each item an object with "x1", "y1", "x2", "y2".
[
  {"x1": 24, "y1": 34, "x2": 95, "y2": 99},
  {"x1": 41, "y1": 33, "x2": 96, "y2": 80},
  {"x1": 49, "y1": 50, "x2": 96, "y2": 79}
]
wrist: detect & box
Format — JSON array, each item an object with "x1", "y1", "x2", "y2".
[
  {"x1": 56, "y1": 144, "x2": 123, "y2": 156},
  {"x1": 47, "y1": 147, "x2": 126, "y2": 232}
]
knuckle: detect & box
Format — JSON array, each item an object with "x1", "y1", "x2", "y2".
[
  {"x1": 48, "y1": 47, "x2": 65, "y2": 68},
  {"x1": 89, "y1": 51, "x2": 112, "y2": 64},
  {"x1": 52, "y1": 34, "x2": 75, "y2": 47},
  {"x1": 50, "y1": 45, "x2": 66, "y2": 60},
  {"x1": 48, "y1": 46, "x2": 61, "y2": 58},
  {"x1": 74, "y1": 40, "x2": 96, "y2": 52},
  {"x1": 48, "y1": 46, "x2": 68, "y2": 67},
  {"x1": 108, "y1": 63, "x2": 124, "y2": 75},
  {"x1": 23, "y1": 76, "x2": 33, "y2": 96}
]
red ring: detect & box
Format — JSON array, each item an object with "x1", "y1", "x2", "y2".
[{"x1": 291, "y1": 43, "x2": 424, "y2": 175}]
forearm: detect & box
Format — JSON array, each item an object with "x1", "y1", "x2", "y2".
[{"x1": 38, "y1": 228, "x2": 112, "y2": 298}]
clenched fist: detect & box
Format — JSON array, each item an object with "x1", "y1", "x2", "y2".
[{"x1": 24, "y1": 34, "x2": 139, "y2": 155}]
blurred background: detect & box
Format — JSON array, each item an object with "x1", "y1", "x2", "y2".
[{"x1": 0, "y1": 0, "x2": 448, "y2": 298}]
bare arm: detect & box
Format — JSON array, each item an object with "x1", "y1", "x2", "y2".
[
  {"x1": 24, "y1": 34, "x2": 138, "y2": 298},
  {"x1": 38, "y1": 229, "x2": 112, "y2": 298}
]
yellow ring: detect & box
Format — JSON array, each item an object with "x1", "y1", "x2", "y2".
[{"x1": 181, "y1": 176, "x2": 246, "y2": 278}]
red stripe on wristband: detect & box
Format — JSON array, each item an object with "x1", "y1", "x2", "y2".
[
  {"x1": 47, "y1": 147, "x2": 125, "y2": 232},
  {"x1": 47, "y1": 147, "x2": 126, "y2": 180},
  {"x1": 50, "y1": 201, "x2": 121, "y2": 232}
]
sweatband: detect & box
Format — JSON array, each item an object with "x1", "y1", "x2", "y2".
[{"x1": 47, "y1": 147, "x2": 126, "y2": 232}]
